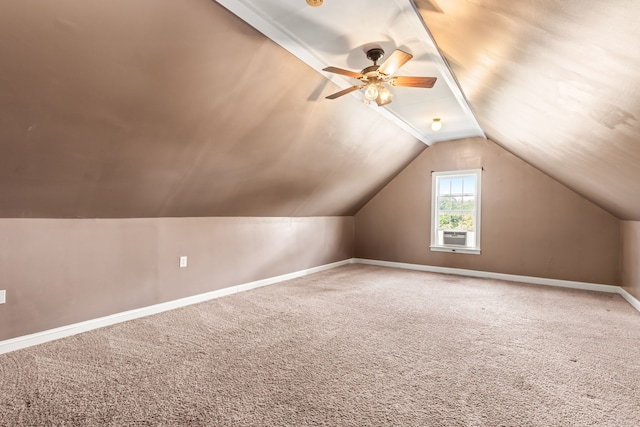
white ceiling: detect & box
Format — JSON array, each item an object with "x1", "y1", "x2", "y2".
[{"x1": 216, "y1": 0, "x2": 485, "y2": 145}]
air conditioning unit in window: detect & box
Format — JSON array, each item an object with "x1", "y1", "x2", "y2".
[{"x1": 443, "y1": 231, "x2": 467, "y2": 246}]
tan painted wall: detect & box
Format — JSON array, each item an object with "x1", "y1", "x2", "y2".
[
  {"x1": 0, "y1": 217, "x2": 353, "y2": 341},
  {"x1": 621, "y1": 221, "x2": 640, "y2": 298},
  {"x1": 0, "y1": 0, "x2": 425, "y2": 219},
  {"x1": 354, "y1": 137, "x2": 620, "y2": 285}
]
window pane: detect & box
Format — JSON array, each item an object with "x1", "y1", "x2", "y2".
[
  {"x1": 439, "y1": 178, "x2": 451, "y2": 195},
  {"x1": 462, "y1": 214, "x2": 475, "y2": 230},
  {"x1": 439, "y1": 196, "x2": 451, "y2": 211},
  {"x1": 446, "y1": 214, "x2": 475, "y2": 230},
  {"x1": 462, "y1": 196, "x2": 475, "y2": 211},
  {"x1": 450, "y1": 197, "x2": 463, "y2": 211},
  {"x1": 463, "y1": 176, "x2": 476, "y2": 195},
  {"x1": 438, "y1": 214, "x2": 450, "y2": 230},
  {"x1": 449, "y1": 214, "x2": 464, "y2": 230},
  {"x1": 451, "y1": 178, "x2": 463, "y2": 195}
]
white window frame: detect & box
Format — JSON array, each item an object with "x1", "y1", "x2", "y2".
[{"x1": 430, "y1": 169, "x2": 482, "y2": 255}]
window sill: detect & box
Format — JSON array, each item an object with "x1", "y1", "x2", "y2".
[{"x1": 430, "y1": 245, "x2": 481, "y2": 255}]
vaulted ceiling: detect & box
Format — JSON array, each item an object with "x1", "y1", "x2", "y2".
[
  {"x1": 416, "y1": 0, "x2": 640, "y2": 220},
  {"x1": 1, "y1": 0, "x2": 639, "y2": 220}
]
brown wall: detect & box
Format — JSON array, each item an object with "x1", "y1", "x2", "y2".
[
  {"x1": 621, "y1": 221, "x2": 640, "y2": 298},
  {"x1": 354, "y1": 137, "x2": 620, "y2": 285},
  {"x1": 0, "y1": 0, "x2": 426, "y2": 219},
  {"x1": 0, "y1": 216, "x2": 353, "y2": 341}
]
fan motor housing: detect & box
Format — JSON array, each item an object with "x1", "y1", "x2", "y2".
[
  {"x1": 366, "y1": 48, "x2": 385, "y2": 64},
  {"x1": 361, "y1": 65, "x2": 380, "y2": 76}
]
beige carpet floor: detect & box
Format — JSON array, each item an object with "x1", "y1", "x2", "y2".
[{"x1": 1, "y1": 264, "x2": 639, "y2": 426}]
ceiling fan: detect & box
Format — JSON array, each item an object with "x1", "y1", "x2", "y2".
[{"x1": 323, "y1": 48, "x2": 437, "y2": 106}]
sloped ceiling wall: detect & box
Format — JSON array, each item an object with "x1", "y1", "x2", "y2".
[
  {"x1": 417, "y1": 0, "x2": 640, "y2": 220},
  {"x1": 2, "y1": 0, "x2": 639, "y2": 221},
  {"x1": 0, "y1": 0, "x2": 424, "y2": 218}
]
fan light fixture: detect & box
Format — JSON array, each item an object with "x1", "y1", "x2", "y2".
[
  {"x1": 323, "y1": 48, "x2": 436, "y2": 107},
  {"x1": 364, "y1": 84, "x2": 379, "y2": 100},
  {"x1": 376, "y1": 85, "x2": 393, "y2": 106},
  {"x1": 362, "y1": 83, "x2": 393, "y2": 106},
  {"x1": 431, "y1": 118, "x2": 442, "y2": 131}
]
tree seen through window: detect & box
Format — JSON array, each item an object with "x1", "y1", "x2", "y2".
[{"x1": 437, "y1": 176, "x2": 477, "y2": 232}]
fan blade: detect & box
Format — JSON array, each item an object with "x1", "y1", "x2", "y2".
[
  {"x1": 418, "y1": 0, "x2": 444, "y2": 13},
  {"x1": 322, "y1": 66, "x2": 363, "y2": 79},
  {"x1": 378, "y1": 49, "x2": 413, "y2": 76},
  {"x1": 325, "y1": 85, "x2": 364, "y2": 99},
  {"x1": 389, "y1": 76, "x2": 437, "y2": 88}
]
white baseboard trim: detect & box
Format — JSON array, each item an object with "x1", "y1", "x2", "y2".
[
  {"x1": 0, "y1": 259, "x2": 351, "y2": 355},
  {"x1": 352, "y1": 258, "x2": 618, "y2": 292},
  {"x1": 618, "y1": 287, "x2": 640, "y2": 313},
  {"x1": 352, "y1": 258, "x2": 640, "y2": 312},
  {"x1": 3, "y1": 257, "x2": 638, "y2": 355}
]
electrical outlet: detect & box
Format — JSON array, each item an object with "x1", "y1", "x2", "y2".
[
  {"x1": 0, "y1": 290, "x2": 5, "y2": 304},
  {"x1": 179, "y1": 256, "x2": 188, "y2": 268}
]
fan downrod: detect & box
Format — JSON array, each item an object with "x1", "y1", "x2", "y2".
[{"x1": 366, "y1": 48, "x2": 385, "y2": 65}]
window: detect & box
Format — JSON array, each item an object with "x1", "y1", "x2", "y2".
[{"x1": 431, "y1": 169, "x2": 482, "y2": 254}]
